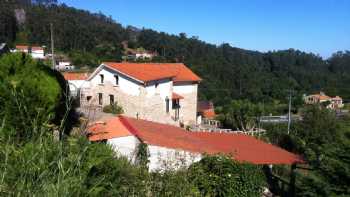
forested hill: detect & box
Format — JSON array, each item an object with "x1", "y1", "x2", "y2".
[{"x1": 1, "y1": 0, "x2": 350, "y2": 105}]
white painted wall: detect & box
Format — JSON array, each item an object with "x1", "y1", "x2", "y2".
[
  {"x1": 173, "y1": 82, "x2": 196, "y2": 94},
  {"x1": 68, "y1": 80, "x2": 90, "y2": 97},
  {"x1": 31, "y1": 50, "x2": 45, "y2": 59},
  {"x1": 107, "y1": 136, "x2": 202, "y2": 171},
  {"x1": 107, "y1": 136, "x2": 139, "y2": 162},
  {"x1": 56, "y1": 65, "x2": 75, "y2": 70},
  {"x1": 59, "y1": 61, "x2": 71, "y2": 66},
  {"x1": 15, "y1": 49, "x2": 28, "y2": 53},
  {"x1": 148, "y1": 145, "x2": 202, "y2": 171},
  {"x1": 90, "y1": 66, "x2": 141, "y2": 96},
  {"x1": 136, "y1": 53, "x2": 153, "y2": 59},
  {"x1": 145, "y1": 79, "x2": 172, "y2": 99}
]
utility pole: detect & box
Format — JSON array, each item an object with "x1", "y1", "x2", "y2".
[
  {"x1": 287, "y1": 89, "x2": 292, "y2": 134},
  {"x1": 50, "y1": 23, "x2": 55, "y2": 69}
]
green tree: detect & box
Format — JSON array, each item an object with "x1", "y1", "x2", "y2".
[{"x1": 222, "y1": 99, "x2": 263, "y2": 131}]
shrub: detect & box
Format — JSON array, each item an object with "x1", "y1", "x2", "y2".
[
  {"x1": 0, "y1": 53, "x2": 64, "y2": 140},
  {"x1": 188, "y1": 155, "x2": 266, "y2": 197},
  {"x1": 102, "y1": 103, "x2": 124, "y2": 114}
]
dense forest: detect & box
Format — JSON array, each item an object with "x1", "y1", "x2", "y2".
[{"x1": 1, "y1": 0, "x2": 349, "y2": 107}]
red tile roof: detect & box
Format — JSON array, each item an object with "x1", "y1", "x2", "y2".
[
  {"x1": 88, "y1": 116, "x2": 304, "y2": 165},
  {"x1": 201, "y1": 110, "x2": 216, "y2": 119},
  {"x1": 88, "y1": 118, "x2": 132, "y2": 141},
  {"x1": 172, "y1": 92, "x2": 184, "y2": 100},
  {"x1": 16, "y1": 45, "x2": 29, "y2": 50},
  {"x1": 198, "y1": 101, "x2": 216, "y2": 118},
  {"x1": 63, "y1": 72, "x2": 90, "y2": 80},
  {"x1": 102, "y1": 62, "x2": 201, "y2": 83},
  {"x1": 15, "y1": 45, "x2": 43, "y2": 51}
]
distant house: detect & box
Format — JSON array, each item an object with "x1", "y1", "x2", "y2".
[
  {"x1": 197, "y1": 101, "x2": 216, "y2": 119},
  {"x1": 0, "y1": 43, "x2": 9, "y2": 56},
  {"x1": 62, "y1": 72, "x2": 90, "y2": 97},
  {"x1": 87, "y1": 115, "x2": 304, "y2": 171},
  {"x1": 14, "y1": 45, "x2": 45, "y2": 59},
  {"x1": 123, "y1": 47, "x2": 157, "y2": 61},
  {"x1": 304, "y1": 92, "x2": 344, "y2": 109},
  {"x1": 56, "y1": 61, "x2": 75, "y2": 70},
  {"x1": 197, "y1": 100, "x2": 219, "y2": 127}
]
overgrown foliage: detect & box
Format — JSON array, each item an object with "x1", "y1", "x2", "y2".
[
  {"x1": 264, "y1": 106, "x2": 350, "y2": 196},
  {"x1": 188, "y1": 155, "x2": 266, "y2": 197},
  {"x1": 102, "y1": 103, "x2": 124, "y2": 115},
  {"x1": 0, "y1": 53, "x2": 63, "y2": 140}
]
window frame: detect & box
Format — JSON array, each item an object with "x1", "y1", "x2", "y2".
[
  {"x1": 98, "y1": 93, "x2": 103, "y2": 105},
  {"x1": 99, "y1": 74, "x2": 104, "y2": 84}
]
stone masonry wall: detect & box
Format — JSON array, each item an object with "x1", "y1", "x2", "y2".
[{"x1": 81, "y1": 81, "x2": 179, "y2": 126}]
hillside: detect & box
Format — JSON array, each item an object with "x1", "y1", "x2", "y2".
[{"x1": 1, "y1": 0, "x2": 349, "y2": 105}]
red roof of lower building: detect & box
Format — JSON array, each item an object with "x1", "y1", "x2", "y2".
[
  {"x1": 87, "y1": 116, "x2": 304, "y2": 165},
  {"x1": 102, "y1": 62, "x2": 201, "y2": 83},
  {"x1": 88, "y1": 118, "x2": 133, "y2": 141}
]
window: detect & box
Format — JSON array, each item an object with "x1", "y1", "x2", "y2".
[
  {"x1": 165, "y1": 97, "x2": 169, "y2": 113},
  {"x1": 110, "y1": 95, "x2": 114, "y2": 105},
  {"x1": 172, "y1": 99, "x2": 180, "y2": 109},
  {"x1": 100, "y1": 74, "x2": 104, "y2": 84},
  {"x1": 86, "y1": 96, "x2": 92, "y2": 101},
  {"x1": 98, "y1": 93, "x2": 103, "y2": 105},
  {"x1": 114, "y1": 75, "x2": 119, "y2": 86}
]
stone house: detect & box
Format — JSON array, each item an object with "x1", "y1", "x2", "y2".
[
  {"x1": 78, "y1": 62, "x2": 201, "y2": 126},
  {"x1": 87, "y1": 115, "x2": 304, "y2": 171}
]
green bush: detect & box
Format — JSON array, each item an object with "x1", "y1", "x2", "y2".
[
  {"x1": 0, "y1": 53, "x2": 64, "y2": 140},
  {"x1": 188, "y1": 155, "x2": 266, "y2": 197},
  {"x1": 102, "y1": 103, "x2": 124, "y2": 114}
]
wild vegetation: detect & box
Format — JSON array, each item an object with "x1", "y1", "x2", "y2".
[{"x1": 264, "y1": 106, "x2": 350, "y2": 197}]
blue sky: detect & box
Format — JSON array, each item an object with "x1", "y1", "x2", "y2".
[{"x1": 59, "y1": 0, "x2": 349, "y2": 58}]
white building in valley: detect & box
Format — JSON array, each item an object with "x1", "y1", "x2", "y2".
[
  {"x1": 14, "y1": 45, "x2": 45, "y2": 59},
  {"x1": 87, "y1": 115, "x2": 304, "y2": 171},
  {"x1": 73, "y1": 62, "x2": 201, "y2": 126},
  {"x1": 56, "y1": 61, "x2": 75, "y2": 70}
]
